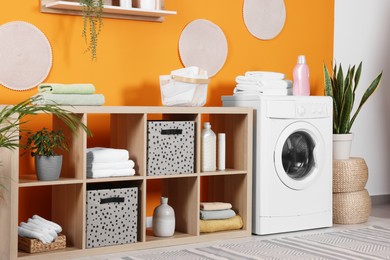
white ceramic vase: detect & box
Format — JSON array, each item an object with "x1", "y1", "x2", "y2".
[
  {"x1": 333, "y1": 133, "x2": 353, "y2": 160},
  {"x1": 152, "y1": 197, "x2": 175, "y2": 237}
]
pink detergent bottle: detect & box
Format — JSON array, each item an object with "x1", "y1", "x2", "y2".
[{"x1": 293, "y1": 55, "x2": 310, "y2": 96}]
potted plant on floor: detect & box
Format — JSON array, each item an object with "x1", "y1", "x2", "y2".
[
  {"x1": 323, "y1": 61, "x2": 382, "y2": 159},
  {"x1": 24, "y1": 128, "x2": 68, "y2": 181}
]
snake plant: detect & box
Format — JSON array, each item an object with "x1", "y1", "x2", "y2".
[{"x1": 324, "y1": 62, "x2": 383, "y2": 134}]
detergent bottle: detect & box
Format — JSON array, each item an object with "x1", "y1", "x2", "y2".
[{"x1": 293, "y1": 55, "x2": 310, "y2": 96}]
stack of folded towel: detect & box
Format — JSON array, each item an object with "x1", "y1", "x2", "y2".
[
  {"x1": 32, "y1": 83, "x2": 105, "y2": 106},
  {"x1": 199, "y1": 202, "x2": 243, "y2": 233},
  {"x1": 87, "y1": 147, "x2": 136, "y2": 178},
  {"x1": 18, "y1": 215, "x2": 62, "y2": 244},
  {"x1": 233, "y1": 71, "x2": 293, "y2": 96}
]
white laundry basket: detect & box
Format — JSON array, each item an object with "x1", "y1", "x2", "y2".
[{"x1": 160, "y1": 75, "x2": 210, "y2": 106}]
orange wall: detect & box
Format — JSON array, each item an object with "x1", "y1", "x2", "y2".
[
  {"x1": 1, "y1": 0, "x2": 333, "y2": 106},
  {"x1": 1, "y1": 1, "x2": 334, "y2": 221}
]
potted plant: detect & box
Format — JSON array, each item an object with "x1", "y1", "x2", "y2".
[
  {"x1": 0, "y1": 96, "x2": 91, "y2": 188},
  {"x1": 323, "y1": 61, "x2": 382, "y2": 159},
  {"x1": 24, "y1": 128, "x2": 68, "y2": 181},
  {"x1": 80, "y1": 0, "x2": 104, "y2": 61}
]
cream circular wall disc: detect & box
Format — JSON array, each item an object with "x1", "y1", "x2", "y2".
[
  {"x1": 243, "y1": 0, "x2": 286, "y2": 40},
  {"x1": 179, "y1": 19, "x2": 228, "y2": 77},
  {"x1": 0, "y1": 21, "x2": 52, "y2": 91}
]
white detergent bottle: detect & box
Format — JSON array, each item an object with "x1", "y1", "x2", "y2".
[
  {"x1": 293, "y1": 55, "x2": 310, "y2": 96},
  {"x1": 202, "y1": 122, "x2": 216, "y2": 172}
]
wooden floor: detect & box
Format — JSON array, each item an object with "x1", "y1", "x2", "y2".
[{"x1": 72, "y1": 203, "x2": 390, "y2": 259}]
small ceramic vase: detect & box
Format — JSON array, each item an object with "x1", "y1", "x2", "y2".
[{"x1": 153, "y1": 197, "x2": 175, "y2": 237}]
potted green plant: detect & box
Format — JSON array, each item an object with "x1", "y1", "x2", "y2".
[
  {"x1": 80, "y1": 0, "x2": 104, "y2": 61},
  {"x1": 0, "y1": 96, "x2": 91, "y2": 188},
  {"x1": 24, "y1": 128, "x2": 68, "y2": 181},
  {"x1": 323, "y1": 61, "x2": 382, "y2": 159}
]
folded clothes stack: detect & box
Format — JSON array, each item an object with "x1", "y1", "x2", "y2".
[
  {"x1": 87, "y1": 147, "x2": 136, "y2": 178},
  {"x1": 32, "y1": 83, "x2": 105, "y2": 106},
  {"x1": 199, "y1": 202, "x2": 243, "y2": 233},
  {"x1": 233, "y1": 71, "x2": 292, "y2": 96},
  {"x1": 18, "y1": 215, "x2": 62, "y2": 244}
]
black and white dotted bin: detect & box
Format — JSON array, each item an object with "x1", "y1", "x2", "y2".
[
  {"x1": 86, "y1": 186, "x2": 138, "y2": 248},
  {"x1": 147, "y1": 121, "x2": 195, "y2": 175}
]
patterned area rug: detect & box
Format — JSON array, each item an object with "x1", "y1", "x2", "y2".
[{"x1": 123, "y1": 226, "x2": 390, "y2": 260}]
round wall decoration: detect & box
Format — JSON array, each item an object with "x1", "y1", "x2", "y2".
[
  {"x1": 179, "y1": 19, "x2": 228, "y2": 77},
  {"x1": 0, "y1": 21, "x2": 52, "y2": 91},
  {"x1": 243, "y1": 0, "x2": 286, "y2": 40}
]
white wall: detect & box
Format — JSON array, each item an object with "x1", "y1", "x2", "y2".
[{"x1": 334, "y1": 0, "x2": 390, "y2": 195}]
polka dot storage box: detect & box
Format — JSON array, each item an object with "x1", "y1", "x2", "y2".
[
  {"x1": 147, "y1": 121, "x2": 195, "y2": 175},
  {"x1": 86, "y1": 183, "x2": 138, "y2": 248}
]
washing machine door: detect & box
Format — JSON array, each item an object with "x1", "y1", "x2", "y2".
[{"x1": 274, "y1": 122, "x2": 324, "y2": 190}]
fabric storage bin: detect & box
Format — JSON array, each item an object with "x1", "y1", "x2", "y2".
[
  {"x1": 86, "y1": 185, "x2": 138, "y2": 248},
  {"x1": 147, "y1": 121, "x2": 195, "y2": 175}
]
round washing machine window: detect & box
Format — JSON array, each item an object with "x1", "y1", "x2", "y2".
[
  {"x1": 274, "y1": 122, "x2": 325, "y2": 190},
  {"x1": 281, "y1": 131, "x2": 315, "y2": 180}
]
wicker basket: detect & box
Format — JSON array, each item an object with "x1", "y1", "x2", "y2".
[
  {"x1": 333, "y1": 189, "x2": 371, "y2": 224},
  {"x1": 18, "y1": 234, "x2": 66, "y2": 254},
  {"x1": 333, "y1": 157, "x2": 368, "y2": 193}
]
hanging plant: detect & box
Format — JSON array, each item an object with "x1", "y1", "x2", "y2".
[{"x1": 80, "y1": 0, "x2": 104, "y2": 61}]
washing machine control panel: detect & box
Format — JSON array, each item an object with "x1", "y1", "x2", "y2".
[
  {"x1": 296, "y1": 102, "x2": 329, "y2": 118},
  {"x1": 265, "y1": 98, "x2": 332, "y2": 119}
]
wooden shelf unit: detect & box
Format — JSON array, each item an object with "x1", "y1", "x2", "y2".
[
  {"x1": 0, "y1": 106, "x2": 253, "y2": 260},
  {"x1": 40, "y1": 0, "x2": 177, "y2": 22}
]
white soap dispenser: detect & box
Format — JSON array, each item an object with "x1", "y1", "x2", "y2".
[{"x1": 201, "y1": 122, "x2": 216, "y2": 172}]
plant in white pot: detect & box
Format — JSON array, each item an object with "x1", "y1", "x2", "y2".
[
  {"x1": 323, "y1": 62, "x2": 382, "y2": 160},
  {"x1": 24, "y1": 128, "x2": 69, "y2": 181}
]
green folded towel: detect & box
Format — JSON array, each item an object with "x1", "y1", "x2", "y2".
[
  {"x1": 32, "y1": 93, "x2": 105, "y2": 106},
  {"x1": 38, "y1": 83, "x2": 95, "y2": 94}
]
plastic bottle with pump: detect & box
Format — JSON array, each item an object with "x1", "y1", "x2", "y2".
[
  {"x1": 293, "y1": 55, "x2": 310, "y2": 96},
  {"x1": 201, "y1": 122, "x2": 216, "y2": 172}
]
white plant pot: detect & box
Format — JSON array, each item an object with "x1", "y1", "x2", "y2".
[{"x1": 333, "y1": 133, "x2": 353, "y2": 160}]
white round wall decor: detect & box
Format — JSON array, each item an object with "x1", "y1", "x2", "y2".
[
  {"x1": 179, "y1": 19, "x2": 228, "y2": 77},
  {"x1": 0, "y1": 21, "x2": 52, "y2": 91},
  {"x1": 243, "y1": 0, "x2": 286, "y2": 40}
]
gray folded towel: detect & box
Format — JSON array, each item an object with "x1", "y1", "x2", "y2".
[
  {"x1": 32, "y1": 93, "x2": 105, "y2": 106},
  {"x1": 200, "y1": 209, "x2": 236, "y2": 220}
]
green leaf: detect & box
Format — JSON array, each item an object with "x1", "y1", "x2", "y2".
[
  {"x1": 354, "y1": 62, "x2": 362, "y2": 93},
  {"x1": 349, "y1": 71, "x2": 383, "y2": 131}
]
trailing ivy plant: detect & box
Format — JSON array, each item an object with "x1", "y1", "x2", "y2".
[
  {"x1": 80, "y1": 0, "x2": 104, "y2": 61},
  {"x1": 324, "y1": 62, "x2": 383, "y2": 134}
]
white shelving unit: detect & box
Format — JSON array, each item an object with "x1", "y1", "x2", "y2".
[
  {"x1": 40, "y1": 0, "x2": 177, "y2": 22},
  {"x1": 0, "y1": 106, "x2": 253, "y2": 260}
]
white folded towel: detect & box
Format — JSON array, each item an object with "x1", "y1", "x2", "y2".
[
  {"x1": 87, "y1": 147, "x2": 129, "y2": 163},
  {"x1": 234, "y1": 88, "x2": 292, "y2": 96},
  {"x1": 18, "y1": 227, "x2": 52, "y2": 244},
  {"x1": 235, "y1": 79, "x2": 292, "y2": 89},
  {"x1": 87, "y1": 168, "x2": 136, "y2": 179},
  {"x1": 32, "y1": 215, "x2": 62, "y2": 233},
  {"x1": 20, "y1": 222, "x2": 55, "y2": 243},
  {"x1": 24, "y1": 219, "x2": 58, "y2": 239},
  {"x1": 245, "y1": 71, "x2": 285, "y2": 80},
  {"x1": 87, "y1": 160, "x2": 135, "y2": 171}
]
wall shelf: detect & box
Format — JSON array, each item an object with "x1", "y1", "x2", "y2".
[{"x1": 40, "y1": 0, "x2": 177, "y2": 22}]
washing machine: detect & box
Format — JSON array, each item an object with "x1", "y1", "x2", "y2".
[{"x1": 222, "y1": 95, "x2": 332, "y2": 235}]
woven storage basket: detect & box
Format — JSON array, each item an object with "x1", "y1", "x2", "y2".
[
  {"x1": 18, "y1": 234, "x2": 66, "y2": 254},
  {"x1": 333, "y1": 157, "x2": 368, "y2": 193},
  {"x1": 333, "y1": 189, "x2": 371, "y2": 224}
]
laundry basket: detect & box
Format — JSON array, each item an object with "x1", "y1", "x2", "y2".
[{"x1": 160, "y1": 75, "x2": 210, "y2": 106}]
